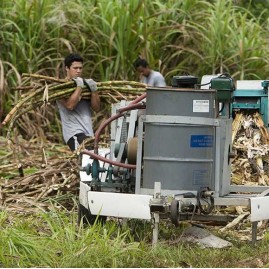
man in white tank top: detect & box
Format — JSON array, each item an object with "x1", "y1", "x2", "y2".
[
  {"x1": 57, "y1": 53, "x2": 100, "y2": 151},
  {"x1": 133, "y1": 57, "x2": 166, "y2": 87}
]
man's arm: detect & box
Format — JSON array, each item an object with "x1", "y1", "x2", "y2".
[
  {"x1": 84, "y1": 78, "x2": 100, "y2": 112},
  {"x1": 91, "y1": 92, "x2": 100, "y2": 112},
  {"x1": 60, "y1": 77, "x2": 84, "y2": 110}
]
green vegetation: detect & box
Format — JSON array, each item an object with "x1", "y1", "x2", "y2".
[
  {"x1": 0, "y1": 208, "x2": 268, "y2": 268},
  {"x1": 1, "y1": 0, "x2": 269, "y2": 132}
]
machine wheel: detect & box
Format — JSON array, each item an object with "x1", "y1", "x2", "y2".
[
  {"x1": 78, "y1": 204, "x2": 107, "y2": 225},
  {"x1": 170, "y1": 199, "x2": 180, "y2": 227},
  {"x1": 127, "y1": 137, "x2": 138, "y2": 164}
]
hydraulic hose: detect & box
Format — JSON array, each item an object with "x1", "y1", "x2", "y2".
[
  {"x1": 89, "y1": 93, "x2": 147, "y2": 171},
  {"x1": 81, "y1": 149, "x2": 136, "y2": 169},
  {"x1": 118, "y1": 102, "x2": 146, "y2": 113},
  {"x1": 94, "y1": 112, "x2": 124, "y2": 153},
  {"x1": 129, "y1": 92, "x2": 147, "y2": 105},
  {"x1": 197, "y1": 189, "x2": 214, "y2": 215},
  {"x1": 94, "y1": 99, "x2": 146, "y2": 153}
]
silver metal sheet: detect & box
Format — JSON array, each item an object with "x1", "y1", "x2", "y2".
[
  {"x1": 250, "y1": 196, "x2": 269, "y2": 222},
  {"x1": 236, "y1": 80, "x2": 263, "y2": 90},
  {"x1": 88, "y1": 191, "x2": 152, "y2": 220},
  {"x1": 145, "y1": 115, "x2": 220, "y2": 126}
]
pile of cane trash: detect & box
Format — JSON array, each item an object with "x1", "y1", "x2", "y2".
[
  {"x1": 0, "y1": 74, "x2": 146, "y2": 213},
  {"x1": 231, "y1": 112, "x2": 269, "y2": 186}
]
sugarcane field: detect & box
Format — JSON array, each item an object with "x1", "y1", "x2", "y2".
[{"x1": 1, "y1": 0, "x2": 269, "y2": 268}]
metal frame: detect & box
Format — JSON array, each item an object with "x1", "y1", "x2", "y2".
[
  {"x1": 79, "y1": 97, "x2": 269, "y2": 245},
  {"x1": 133, "y1": 110, "x2": 269, "y2": 233}
]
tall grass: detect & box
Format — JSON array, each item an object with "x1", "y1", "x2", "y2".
[
  {"x1": 80, "y1": 0, "x2": 147, "y2": 80},
  {"x1": 0, "y1": 0, "x2": 68, "y2": 137},
  {"x1": 0, "y1": 0, "x2": 269, "y2": 137},
  {"x1": 1, "y1": 208, "x2": 269, "y2": 267},
  {"x1": 163, "y1": 0, "x2": 269, "y2": 78}
]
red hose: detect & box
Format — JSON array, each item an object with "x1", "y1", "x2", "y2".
[
  {"x1": 94, "y1": 112, "x2": 124, "y2": 153},
  {"x1": 81, "y1": 149, "x2": 136, "y2": 169},
  {"x1": 91, "y1": 94, "x2": 147, "y2": 172},
  {"x1": 94, "y1": 101, "x2": 146, "y2": 153},
  {"x1": 129, "y1": 92, "x2": 147, "y2": 105},
  {"x1": 118, "y1": 102, "x2": 146, "y2": 113}
]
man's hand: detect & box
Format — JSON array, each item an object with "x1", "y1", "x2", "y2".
[
  {"x1": 72, "y1": 77, "x2": 84, "y2": 88},
  {"x1": 84, "y1": 78, "x2": 98, "y2": 92}
]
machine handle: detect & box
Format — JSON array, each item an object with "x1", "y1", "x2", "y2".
[{"x1": 228, "y1": 151, "x2": 236, "y2": 159}]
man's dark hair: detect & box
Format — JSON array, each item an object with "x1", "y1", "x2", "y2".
[
  {"x1": 133, "y1": 57, "x2": 149, "y2": 69},
  {"x1": 64, "y1": 53, "x2": 83, "y2": 68}
]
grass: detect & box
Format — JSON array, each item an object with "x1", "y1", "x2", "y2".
[{"x1": 1, "y1": 205, "x2": 269, "y2": 268}]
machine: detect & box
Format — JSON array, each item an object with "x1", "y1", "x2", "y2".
[
  {"x1": 201, "y1": 75, "x2": 269, "y2": 127},
  {"x1": 79, "y1": 74, "x2": 269, "y2": 244},
  {"x1": 232, "y1": 80, "x2": 269, "y2": 127}
]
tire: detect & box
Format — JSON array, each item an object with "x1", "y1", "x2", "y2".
[
  {"x1": 170, "y1": 199, "x2": 180, "y2": 227},
  {"x1": 78, "y1": 204, "x2": 107, "y2": 225}
]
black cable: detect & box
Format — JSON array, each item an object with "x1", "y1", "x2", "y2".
[
  {"x1": 197, "y1": 189, "x2": 214, "y2": 215},
  {"x1": 195, "y1": 81, "x2": 211, "y2": 87}
]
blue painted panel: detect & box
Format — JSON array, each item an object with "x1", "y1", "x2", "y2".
[{"x1": 190, "y1": 135, "x2": 213, "y2": 147}]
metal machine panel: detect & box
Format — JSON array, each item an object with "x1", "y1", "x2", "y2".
[
  {"x1": 143, "y1": 124, "x2": 215, "y2": 190},
  {"x1": 87, "y1": 192, "x2": 152, "y2": 220},
  {"x1": 236, "y1": 80, "x2": 263, "y2": 90},
  {"x1": 143, "y1": 88, "x2": 217, "y2": 191},
  {"x1": 146, "y1": 88, "x2": 216, "y2": 117},
  {"x1": 215, "y1": 119, "x2": 233, "y2": 196},
  {"x1": 250, "y1": 196, "x2": 269, "y2": 222}
]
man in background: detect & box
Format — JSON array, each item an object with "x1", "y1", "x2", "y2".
[
  {"x1": 57, "y1": 53, "x2": 100, "y2": 151},
  {"x1": 133, "y1": 57, "x2": 166, "y2": 87}
]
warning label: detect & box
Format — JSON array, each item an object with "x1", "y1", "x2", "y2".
[{"x1": 193, "y1": 100, "x2": 209, "y2": 112}]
